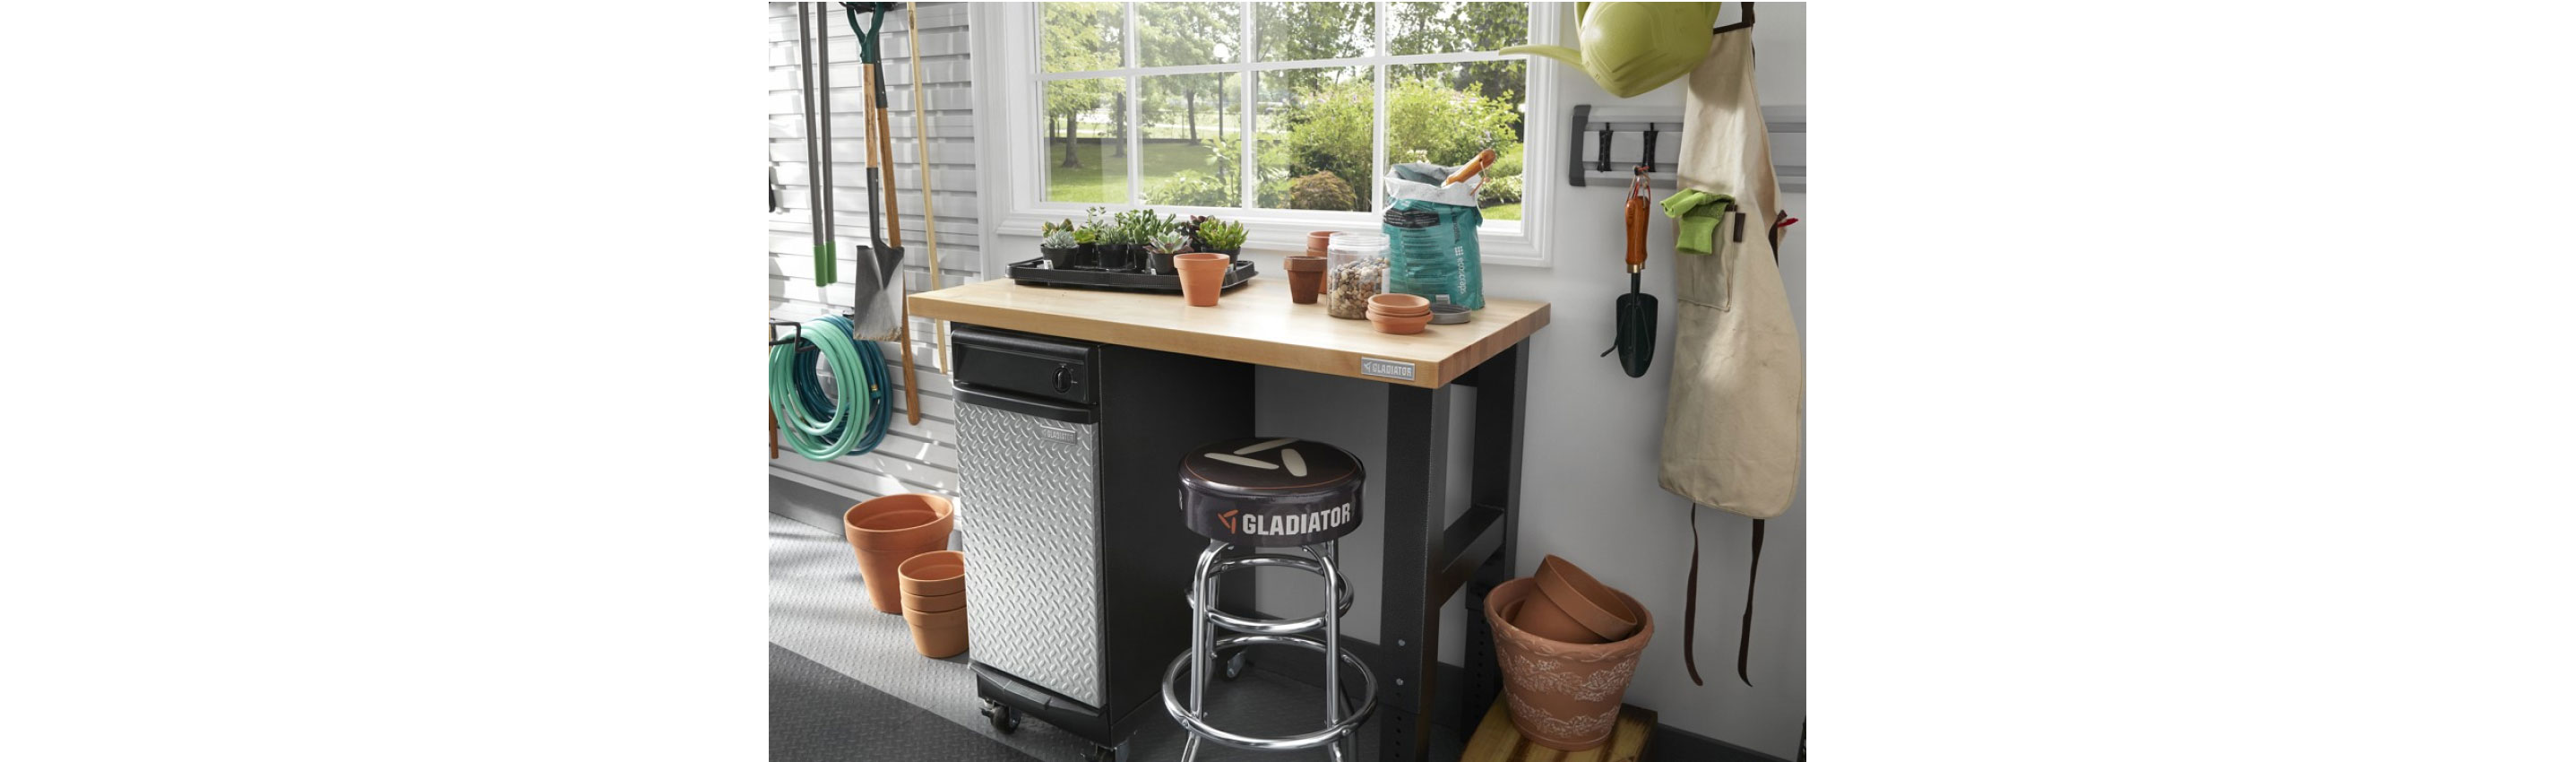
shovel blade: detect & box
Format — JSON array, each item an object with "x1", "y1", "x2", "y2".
[{"x1": 1615, "y1": 292, "x2": 1658, "y2": 378}]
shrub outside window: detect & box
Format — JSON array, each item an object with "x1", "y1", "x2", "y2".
[{"x1": 1035, "y1": 1, "x2": 1535, "y2": 230}]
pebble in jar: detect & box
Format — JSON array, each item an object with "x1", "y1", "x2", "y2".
[{"x1": 1325, "y1": 233, "x2": 1389, "y2": 319}]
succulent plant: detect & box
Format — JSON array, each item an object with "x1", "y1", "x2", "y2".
[
  {"x1": 1040, "y1": 229, "x2": 1077, "y2": 248},
  {"x1": 1076, "y1": 206, "x2": 1111, "y2": 245},
  {"x1": 1148, "y1": 230, "x2": 1193, "y2": 255},
  {"x1": 1196, "y1": 219, "x2": 1248, "y2": 251}
]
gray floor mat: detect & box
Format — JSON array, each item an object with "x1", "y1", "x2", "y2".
[
  {"x1": 771, "y1": 514, "x2": 1464, "y2": 762},
  {"x1": 773, "y1": 644, "x2": 1038, "y2": 762}
]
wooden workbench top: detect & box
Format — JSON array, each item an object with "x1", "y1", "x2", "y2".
[{"x1": 909, "y1": 275, "x2": 1548, "y2": 388}]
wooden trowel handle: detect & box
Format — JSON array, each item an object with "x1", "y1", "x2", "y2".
[
  {"x1": 1445, "y1": 149, "x2": 1497, "y2": 186},
  {"x1": 1624, "y1": 195, "x2": 1649, "y2": 271}
]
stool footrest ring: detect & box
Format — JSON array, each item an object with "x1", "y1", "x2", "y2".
[
  {"x1": 1186, "y1": 553, "x2": 1357, "y2": 636},
  {"x1": 1162, "y1": 633, "x2": 1376, "y2": 752}
]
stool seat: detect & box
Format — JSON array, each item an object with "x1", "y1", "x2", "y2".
[{"x1": 1179, "y1": 437, "x2": 1366, "y2": 547}]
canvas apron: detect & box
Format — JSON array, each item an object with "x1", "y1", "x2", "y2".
[{"x1": 1663, "y1": 27, "x2": 1802, "y2": 686}]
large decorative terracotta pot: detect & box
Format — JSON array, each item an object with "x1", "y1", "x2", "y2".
[
  {"x1": 843, "y1": 494, "x2": 955, "y2": 613},
  {"x1": 1484, "y1": 576, "x2": 1654, "y2": 751}
]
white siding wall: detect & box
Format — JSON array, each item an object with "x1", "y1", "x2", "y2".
[{"x1": 768, "y1": 2, "x2": 980, "y2": 503}]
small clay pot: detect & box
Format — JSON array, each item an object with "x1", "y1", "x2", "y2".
[
  {"x1": 1366, "y1": 307, "x2": 1432, "y2": 334},
  {"x1": 1173, "y1": 252, "x2": 1230, "y2": 307},
  {"x1": 845, "y1": 495, "x2": 955, "y2": 613},
  {"x1": 1368, "y1": 293, "x2": 1430, "y2": 315},
  {"x1": 902, "y1": 588, "x2": 965, "y2": 614},
  {"x1": 1284, "y1": 256, "x2": 1326, "y2": 304},
  {"x1": 1486, "y1": 577, "x2": 1653, "y2": 751},
  {"x1": 1512, "y1": 591, "x2": 1609, "y2": 645},
  {"x1": 1533, "y1": 555, "x2": 1639, "y2": 642},
  {"x1": 1305, "y1": 230, "x2": 1339, "y2": 256},
  {"x1": 903, "y1": 605, "x2": 969, "y2": 658},
  {"x1": 897, "y1": 550, "x2": 966, "y2": 597}
]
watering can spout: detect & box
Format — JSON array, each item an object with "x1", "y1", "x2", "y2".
[{"x1": 1498, "y1": 43, "x2": 1587, "y2": 69}]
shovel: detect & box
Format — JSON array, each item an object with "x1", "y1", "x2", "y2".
[{"x1": 1603, "y1": 169, "x2": 1658, "y2": 377}]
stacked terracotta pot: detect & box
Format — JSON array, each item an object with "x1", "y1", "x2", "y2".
[
  {"x1": 1483, "y1": 555, "x2": 1653, "y2": 751},
  {"x1": 843, "y1": 493, "x2": 970, "y2": 658},
  {"x1": 1366, "y1": 293, "x2": 1433, "y2": 334},
  {"x1": 842, "y1": 494, "x2": 956, "y2": 613},
  {"x1": 897, "y1": 550, "x2": 969, "y2": 658}
]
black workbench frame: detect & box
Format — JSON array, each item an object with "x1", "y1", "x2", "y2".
[{"x1": 1376, "y1": 338, "x2": 1528, "y2": 762}]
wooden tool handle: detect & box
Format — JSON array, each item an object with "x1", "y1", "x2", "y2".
[
  {"x1": 1445, "y1": 148, "x2": 1497, "y2": 186},
  {"x1": 1624, "y1": 195, "x2": 1649, "y2": 270},
  {"x1": 868, "y1": 65, "x2": 903, "y2": 248}
]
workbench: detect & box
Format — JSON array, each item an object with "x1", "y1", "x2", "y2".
[{"x1": 912, "y1": 274, "x2": 1548, "y2": 762}]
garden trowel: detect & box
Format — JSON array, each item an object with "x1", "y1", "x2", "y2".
[{"x1": 1603, "y1": 169, "x2": 1657, "y2": 377}]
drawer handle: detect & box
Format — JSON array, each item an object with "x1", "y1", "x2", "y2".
[{"x1": 1036, "y1": 420, "x2": 1082, "y2": 443}]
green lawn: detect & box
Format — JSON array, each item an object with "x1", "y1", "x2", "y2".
[{"x1": 1044, "y1": 138, "x2": 1522, "y2": 221}]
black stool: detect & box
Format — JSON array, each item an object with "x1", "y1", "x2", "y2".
[{"x1": 1162, "y1": 437, "x2": 1377, "y2": 762}]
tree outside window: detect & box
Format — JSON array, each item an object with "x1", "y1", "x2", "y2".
[{"x1": 1040, "y1": 1, "x2": 1529, "y2": 221}]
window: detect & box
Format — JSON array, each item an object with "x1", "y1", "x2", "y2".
[{"x1": 995, "y1": 1, "x2": 1556, "y2": 262}]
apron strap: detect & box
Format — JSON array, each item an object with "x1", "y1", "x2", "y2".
[
  {"x1": 1712, "y1": 2, "x2": 1756, "y2": 34},
  {"x1": 1684, "y1": 502, "x2": 1704, "y2": 686},
  {"x1": 1738, "y1": 517, "x2": 1765, "y2": 686},
  {"x1": 1681, "y1": 504, "x2": 1769, "y2": 687}
]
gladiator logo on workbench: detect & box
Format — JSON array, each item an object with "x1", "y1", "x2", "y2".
[
  {"x1": 1359, "y1": 357, "x2": 1417, "y2": 381},
  {"x1": 1235, "y1": 503, "x2": 1354, "y2": 538}
]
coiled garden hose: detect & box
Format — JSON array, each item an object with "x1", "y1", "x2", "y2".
[{"x1": 769, "y1": 315, "x2": 892, "y2": 460}]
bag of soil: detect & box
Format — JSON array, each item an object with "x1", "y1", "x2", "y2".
[{"x1": 1380, "y1": 162, "x2": 1486, "y2": 310}]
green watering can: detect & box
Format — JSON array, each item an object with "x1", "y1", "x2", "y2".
[{"x1": 1500, "y1": 2, "x2": 1728, "y2": 98}]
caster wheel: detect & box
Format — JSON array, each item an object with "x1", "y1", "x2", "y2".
[
  {"x1": 1083, "y1": 742, "x2": 1127, "y2": 762},
  {"x1": 1219, "y1": 651, "x2": 1248, "y2": 680},
  {"x1": 980, "y1": 700, "x2": 1019, "y2": 734}
]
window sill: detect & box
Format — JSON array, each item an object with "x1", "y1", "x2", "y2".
[{"x1": 993, "y1": 206, "x2": 1545, "y2": 265}]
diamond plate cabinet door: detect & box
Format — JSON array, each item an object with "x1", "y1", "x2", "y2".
[{"x1": 955, "y1": 403, "x2": 1106, "y2": 707}]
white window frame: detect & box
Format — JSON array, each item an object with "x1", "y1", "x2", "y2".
[{"x1": 974, "y1": 1, "x2": 1562, "y2": 266}]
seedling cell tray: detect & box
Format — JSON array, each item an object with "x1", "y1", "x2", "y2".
[{"x1": 1005, "y1": 257, "x2": 1256, "y2": 294}]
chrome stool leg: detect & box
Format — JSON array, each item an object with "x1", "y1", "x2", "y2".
[
  {"x1": 1164, "y1": 541, "x2": 1376, "y2": 758},
  {"x1": 1181, "y1": 539, "x2": 1223, "y2": 762},
  {"x1": 1314, "y1": 541, "x2": 1348, "y2": 762}
]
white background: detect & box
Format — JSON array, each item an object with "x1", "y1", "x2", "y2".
[{"x1": 6, "y1": 2, "x2": 2575, "y2": 761}]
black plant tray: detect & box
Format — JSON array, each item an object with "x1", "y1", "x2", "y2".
[{"x1": 1005, "y1": 257, "x2": 1256, "y2": 294}]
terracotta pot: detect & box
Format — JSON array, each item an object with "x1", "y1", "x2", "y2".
[
  {"x1": 897, "y1": 550, "x2": 967, "y2": 597},
  {"x1": 903, "y1": 589, "x2": 966, "y2": 613},
  {"x1": 1174, "y1": 253, "x2": 1230, "y2": 307},
  {"x1": 1366, "y1": 307, "x2": 1432, "y2": 334},
  {"x1": 1368, "y1": 292, "x2": 1431, "y2": 315},
  {"x1": 845, "y1": 495, "x2": 955, "y2": 613},
  {"x1": 1284, "y1": 255, "x2": 1327, "y2": 304},
  {"x1": 1486, "y1": 577, "x2": 1653, "y2": 751},
  {"x1": 1533, "y1": 555, "x2": 1640, "y2": 642},
  {"x1": 1305, "y1": 230, "x2": 1339, "y2": 256},
  {"x1": 1512, "y1": 592, "x2": 1608, "y2": 645},
  {"x1": 903, "y1": 605, "x2": 969, "y2": 658}
]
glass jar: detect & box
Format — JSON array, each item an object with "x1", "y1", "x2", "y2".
[{"x1": 1324, "y1": 233, "x2": 1388, "y2": 319}]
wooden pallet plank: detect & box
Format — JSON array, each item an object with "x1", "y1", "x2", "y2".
[{"x1": 1463, "y1": 699, "x2": 1656, "y2": 762}]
